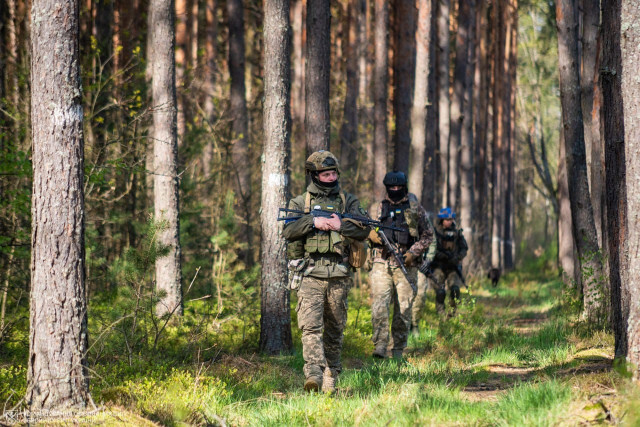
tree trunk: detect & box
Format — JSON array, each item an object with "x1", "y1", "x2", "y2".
[
  {"x1": 27, "y1": 0, "x2": 91, "y2": 408},
  {"x1": 392, "y1": 0, "x2": 416, "y2": 172},
  {"x1": 305, "y1": 0, "x2": 331, "y2": 154},
  {"x1": 556, "y1": 0, "x2": 605, "y2": 322},
  {"x1": 503, "y1": 0, "x2": 517, "y2": 269},
  {"x1": 227, "y1": 0, "x2": 253, "y2": 262},
  {"x1": 373, "y1": 0, "x2": 389, "y2": 201},
  {"x1": 473, "y1": 0, "x2": 490, "y2": 272},
  {"x1": 558, "y1": 123, "x2": 579, "y2": 287},
  {"x1": 339, "y1": 0, "x2": 359, "y2": 178},
  {"x1": 409, "y1": 0, "x2": 433, "y2": 202},
  {"x1": 459, "y1": 0, "x2": 476, "y2": 269},
  {"x1": 620, "y1": 0, "x2": 640, "y2": 376},
  {"x1": 581, "y1": 0, "x2": 604, "y2": 250},
  {"x1": 421, "y1": 0, "x2": 438, "y2": 213},
  {"x1": 491, "y1": 0, "x2": 505, "y2": 269},
  {"x1": 151, "y1": 0, "x2": 183, "y2": 317},
  {"x1": 202, "y1": 0, "x2": 218, "y2": 179},
  {"x1": 260, "y1": 0, "x2": 293, "y2": 355},
  {"x1": 291, "y1": 0, "x2": 306, "y2": 154},
  {"x1": 175, "y1": 0, "x2": 187, "y2": 140},
  {"x1": 449, "y1": 0, "x2": 474, "y2": 214},
  {"x1": 436, "y1": 0, "x2": 450, "y2": 207},
  {"x1": 601, "y1": 0, "x2": 628, "y2": 359}
]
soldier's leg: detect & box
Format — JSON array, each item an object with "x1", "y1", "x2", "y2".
[
  {"x1": 323, "y1": 277, "x2": 351, "y2": 374},
  {"x1": 390, "y1": 266, "x2": 418, "y2": 356},
  {"x1": 370, "y1": 262, "x2": 394, "y2": 357},
  {"x1": 446, "y1": 271, "x2": 462, "y2": 310},
  {"x1": 411, "y1": 270, "x2": 429, "y2": 330},
  {"x1": 296, "y1": 277, "x2": 328, "y2": 384},
  {"x1": 432, "y1": 268, "x2": 447, "y2": 315}
]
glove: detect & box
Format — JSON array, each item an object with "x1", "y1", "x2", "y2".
[
  {"x1": 368, "y1": 229, "x2": 383, "y2": 245},
  {"x1": 403, "y1": 251, "x2": 417, "y2": 267}
]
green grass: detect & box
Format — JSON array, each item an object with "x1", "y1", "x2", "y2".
[{"x1": 1, "y1": 269, "x2": 638, "y2": 425}]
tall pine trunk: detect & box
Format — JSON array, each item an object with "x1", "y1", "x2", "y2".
[
  {"x1": 620, "y1": 0, "x2": 640, "y2": 376},
  {"x1": 305, "y1": 0, "x2": 331, "y2": 153},
  {"x1": 227, "y1": 0, "x2": 253, "y2": 262},
  {"x1": 339, "y1": 0, "x2": 359, "y2": 178},
  {"x1": 409, "y1": 0, "x2": 433, "y2": 202},
  {"x1": 27, "y1": 0, "x2": 91, "y2": 408},
  {"x1": 260, "y1": 0, "x2": 293, "y2": 355},
  {"x1": 151, "y1": 0, "x2": 183, "y2": 317},
  {"x1": 392, "y1": 0, "x2": 416, "y2": 172},
  {"x1": 556, "y1": 0, "x2": 605, "y2": 322},
  {"x1": 601, "y1": 0, "x2": 628, "y2": 359},
  {"x1": 436, "y1": 0, "x2": 450, "y2": 207},
  {"x1": 373, "y1": 0, "x2": 389, "y2": 201}
]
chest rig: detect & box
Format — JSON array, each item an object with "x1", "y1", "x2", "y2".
[
  {"x1": 379, "y1": 199, "x2": 419, "y2": 248},
  {"x1": 303, "y1": 191, "x2": 346, "y2": 256},
  {"x1": 436, "y1": 226, "x2": 459, "y2": 252}
]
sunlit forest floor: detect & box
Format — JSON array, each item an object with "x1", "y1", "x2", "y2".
[{"x1": 2, "y1": 269, "x2": 640, "y2": 426}]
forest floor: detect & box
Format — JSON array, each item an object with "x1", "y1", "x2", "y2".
[{"x1": 2, "y1": 269, "x2": 639, "y2": 426}]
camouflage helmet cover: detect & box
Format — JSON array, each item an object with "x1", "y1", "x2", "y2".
[
  {"x1": 305, "y1": 150, "x2": 340, "y2": 173},
  {"x1": 437, "y1": 207, "x2": 456, "y2": 219}
]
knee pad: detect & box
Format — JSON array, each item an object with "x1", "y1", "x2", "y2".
[
  {"x1": 436, "y1": 289, "x2": 446, "y2": 304},
  {"x1": 451, "y1": 285, "x2": 461, "y2": 301}
]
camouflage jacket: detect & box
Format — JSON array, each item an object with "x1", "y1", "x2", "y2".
[
  {"x1": 282, "y1": 182, "x2": 370, "y2": 278},
  {"x1": 369, "y1": 192, "x2": 434, "y2": 266}
]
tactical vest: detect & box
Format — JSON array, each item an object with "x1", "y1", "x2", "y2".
[
  {"x1": 303, "y1": 191, "x2": 346, "y2": 256},
  {"x1": 435, "y1": 225, "x2": 461, "y2": 253},
  {"x1": 379, "y1": 198, "x2": 419, "y2": 247}
]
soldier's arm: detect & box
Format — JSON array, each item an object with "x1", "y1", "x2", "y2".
[
  {"x1": 456, "y1": 231, "x2": 469, "y2": 261},
  {"x1": 407, "y1": 205, "x2": 435, "y2": 257},
  {"x1": 340, "y1": 195, "x2": 371, "y2": 241},
  {"x1": 282, "y1": 196, "x2": 314, "y2": 241}
]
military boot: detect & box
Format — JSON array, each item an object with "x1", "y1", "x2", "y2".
[
  {"x1": 304, "y1": 376, "x2": 322, "y2": 392},
  {"x1": 322, "y1": 367, "x2": 337, "y2": 394},
  {"x1": 372, "y1": 345, "x2": 387, "y2": 359}
]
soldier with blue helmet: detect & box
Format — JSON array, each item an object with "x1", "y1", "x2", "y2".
[{"x1": 428, "y1": 207, "x2": 468, "y2": 316}]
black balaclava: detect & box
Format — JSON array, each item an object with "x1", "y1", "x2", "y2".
[
  {"x1": 386, "y1": 186, "x2": 407, "y2": 202},
  {"x1": 311, "y1": 170, "x2": 339, "y2": 190}
]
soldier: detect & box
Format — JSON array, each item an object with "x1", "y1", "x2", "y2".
[
  {"x1": 411, "y1": 229, "x2": 437, "y2": 333},
  {"x1": 368, "y1": 171, "x2": 434, "y2": 359},
  {"x1": 428, "y1": 207, "x2": 468, "y2": 316},
  {"x1": 282, "y1": 150, "x2": 370, "y2": 394}
]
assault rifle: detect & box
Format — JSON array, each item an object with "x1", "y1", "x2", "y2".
[
  {"x1": 376, "y1": 230, "x2": 417, "y2": 294},
  {"x1": 278, "y1": 208, "x2": 404, "y2": 232}
]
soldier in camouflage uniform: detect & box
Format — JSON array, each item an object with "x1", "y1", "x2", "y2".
[
  {"x1": 429, "y1": 207, "x2": 468, "y2": 316},
  {"x1": 410, "y1": 214, "x2": 437, "y2": 333},
  {"x1": 282, "y1": 151, "x2": 370, "y2": 393},
  {"x1": 368, "y1": 171, "x2": 434, "y2": 359}
]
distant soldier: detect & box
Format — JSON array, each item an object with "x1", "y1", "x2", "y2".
[
  {"x1": 411, "y1": 213, "x2": 437, "y2": 333},
  {"x1": 368, "y1": 171, "x2": 434, "y2": 359},
  {"x1": 282, "y1": 150, "x2": 370, "y2": 394},
  {"x1": 427, "y1": 207, "x2": 468, "y2": 316}
]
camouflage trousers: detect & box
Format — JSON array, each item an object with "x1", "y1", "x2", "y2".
[
  {"x1": 296, "y1": 276, "x2": 351, "y2": 379},
  {"x1": 370, "y1": 261, "x2": 417, "y2": 354},
  {"x1": 411, "y1": 270, "x2": 430, "y2": 327},
  {"x1": 431, "y1": 267, "x2": 464, "y2": 314}
]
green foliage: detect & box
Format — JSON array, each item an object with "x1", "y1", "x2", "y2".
[{"x1": 0, "y1": 364, "x2": 26, "y2": 408}]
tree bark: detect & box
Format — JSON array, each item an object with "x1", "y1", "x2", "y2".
[
  {"x1": 373, "y1": 0, "x2": 389, "y2": 201},
  {"x1": 202, "y1": 0, "x2": 218, "y2": 179},
  {"x1": 503, "y1": 0, "x2": 517, "y2": 269},
  {"x1": 27, "y1": 0, "x2": 91, "y2": 409},
  {"x1": 459, "y1": 0, "x2": 476, "y2": 269},
  {"x1": 409, "y1": 0, "x2": 433, "y2": 202},
  {"x1": 448, "y1": 0, "x2": 473, "y2": 212},
  {"x1": 305, "y1": 0, "x2": 331, "y2": 154},
  {"x1": 260, "y1": 0, "x2": 293, "y2": 355},
  {"x1": 227, "y1": 0, "x2": 253, "y2": 262},
  {"x1": 421, "y1": 0, "x2": 438, "y2": 213},
  {"x1": 620, "y1": 0, "x2": 640, "y2": 376},
  {"x1": 392, "y1": 0, "x2": 416, "y2": 173},
  {"x1": 151, "y1": 0, "x2": 183, "y2": 317},
  {"x1": 558, "y1": 122, "x2": 579, "y2": 287},
  {"x1": 556, "y1": 0, "x2": 605, "y2": 322},
  {"x1": 339, "y1": 0, "x2": 359, "y2": 177},
  {"x1": 491, "y1": 0, "x2": 505, "y2": 269},
  {"x1": 601, "y1": 0, "x2": 628, "y2": 359},
  {"x1": 175, "y1": 0, "x2": 187, "y2": 140},
  {"x1": 436, "y1": 0, "x2": 450, "y2": 207}
]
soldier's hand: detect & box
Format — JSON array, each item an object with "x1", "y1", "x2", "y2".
[
  {"x1": 368, "y1": 229, "x2": 383, "y2": 245},
  {"x1": 313, "y1": 216, "x2": 332, "y2": 231},
  {"x1": 403, "y1": 251, "x2": 418, "y2": 267},
  {"x1": 326, "y1": 214, "x2": 342, "y2": 231}
]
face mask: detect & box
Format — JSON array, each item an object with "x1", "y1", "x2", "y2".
[{"x1": 387, "y1": 187, "x2": 407, "y2": 202}]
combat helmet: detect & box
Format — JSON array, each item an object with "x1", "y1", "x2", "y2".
[
  {"x1": 437, "y1": 207, "x2": 456, "y2": 219},
  {"x1": 383, "y1": 171, "x2": 408, "y2": 187},
  {"x1": 305, "y1": 150, "x2": 340, "y2": 174}
]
